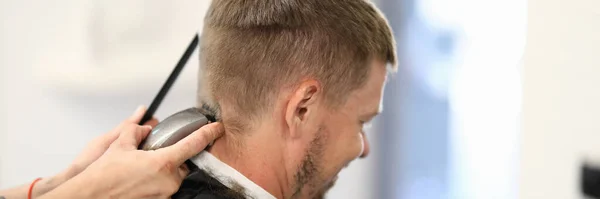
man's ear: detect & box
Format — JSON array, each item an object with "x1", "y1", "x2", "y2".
[{"x1": 285, "y1": 80, "x2": 321, "y2": 139}]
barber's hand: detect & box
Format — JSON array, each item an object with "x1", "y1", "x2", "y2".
[
  {"x1": 68, "y1": 106, "x2": 159, "y2": 179},
  {"x1": 0, "y1": 106, "x2": 160, "y2": 199},
  {"x1": 69, "y1": 106, "x2": 159, "y2": 175},
  {"x1": 40, "y1": 113, "x2": 224, "y2": 199}
]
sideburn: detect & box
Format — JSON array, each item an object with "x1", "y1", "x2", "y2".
[{"x1": 291, "y1": 127, "x2": 326, "y2": 199}]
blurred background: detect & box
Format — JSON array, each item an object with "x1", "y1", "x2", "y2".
[{"x1": 0, "y1": 0, "x2": 599, "y2": 198}]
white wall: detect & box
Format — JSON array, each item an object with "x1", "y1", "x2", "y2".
[
  {"x1": 521, "y1": 0, "x2": 600, "y2": 198},
  {"x1": 0, "y1": 0, "x2": 206, "y2": 187},
  {"x1": 448, "y1": 0, "x2": 525, "y2": 198},
  {"x1": 0, "y1": 1, "x2": 375, "y2": 198}
]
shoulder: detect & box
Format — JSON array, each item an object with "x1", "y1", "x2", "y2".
[{"x1": 172, "y1": 168, "x2": 247, "y2": 199}]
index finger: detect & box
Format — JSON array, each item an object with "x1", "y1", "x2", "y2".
[
  {"x1": 158, "y1": 122, "x2": 224, "y2": 165},
  {"x1": 127, "y1": 105, "x2": 147, "y2": 124}
]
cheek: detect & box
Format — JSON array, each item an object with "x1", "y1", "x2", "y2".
[
  {"x1": 322, "y1": 117, "x2": 364, "y2": 167},
  {"x1": 316, "y1": 124, "x2": 362, "y2": 185}
]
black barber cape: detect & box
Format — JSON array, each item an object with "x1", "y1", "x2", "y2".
[{"x1": 172, "y1": 163, "x2": 247, "y2": 199}]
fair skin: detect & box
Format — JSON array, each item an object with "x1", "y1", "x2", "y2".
[
  {"x1": 0, "y1": 106, "x2": 224, "y2": 199},
  {"x1": 209, "y1": 59, "x2": 388, "y2": 199}
]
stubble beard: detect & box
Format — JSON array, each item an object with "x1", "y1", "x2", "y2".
[{"x1": 291, "y1": 127, "x2": 331, "y2": 199}]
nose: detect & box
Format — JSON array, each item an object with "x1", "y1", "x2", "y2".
[{"x1": 359, "y1": 132, "x2": 370, "y2": 158}]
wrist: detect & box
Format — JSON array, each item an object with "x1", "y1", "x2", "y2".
[
  {"x1": 32, "y1": 166, "x2": 79, "y2": 198},
  {"x1": 37, "y1": 174, "x2": 98, "y2": 199},
  {"x1": 30, "y1": 177, "x2": 61, "y2": 198}
]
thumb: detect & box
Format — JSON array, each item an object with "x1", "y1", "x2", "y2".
[{"x1": 159, "y1": 122, "x2": 224, "y2": 165}]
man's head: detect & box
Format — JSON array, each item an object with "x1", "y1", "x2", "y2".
[{"x1": 198, "y1": 0, "x2": 395, "y2": 198}]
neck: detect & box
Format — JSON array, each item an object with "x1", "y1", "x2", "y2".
[{"x1": 207, "y1": 127, "x2": 292, "y2": 199}]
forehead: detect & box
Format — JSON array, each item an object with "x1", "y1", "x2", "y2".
[{"x1": 346, "y1": 60, "x2": 388, "y2": 109}]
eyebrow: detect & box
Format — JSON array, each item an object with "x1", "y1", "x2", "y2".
[
  {"x1": 364, "y1": 110, "x2": 381, "y2": 122},
  {"x1": 364, "y1": 102, "x2": 384, "y2": 122}
]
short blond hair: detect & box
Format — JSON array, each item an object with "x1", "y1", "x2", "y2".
[{"x1": 198, "y1": 0, "x2": 396, "y2": 129}]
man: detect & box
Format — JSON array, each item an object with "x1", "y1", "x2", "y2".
[{"x1": 175, "y1": 0, "x2": 396, "y2": 198}]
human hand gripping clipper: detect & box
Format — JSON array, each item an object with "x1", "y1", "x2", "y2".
[{"x1": 137, "y1": 34, "x2": 216, "y2": 151}]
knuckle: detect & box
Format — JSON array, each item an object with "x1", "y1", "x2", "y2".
[
  {"x1": 108, "y1": 140, "x2": 119, "y2": 148},
  {"x1": 149, "y1": 156, "x2": 165, "y2": 171},
  {"x1": 203, "y1": 129, "x2": 215, "y2": 141},
  {"x1": 166, "y1": 180, "x2": 180, "y2": 194},
  {"x1": 199, "y1": 130, "x2": 213, "y2": 144},
  {"x1": 127, "y1": 123, "x2": 141, "y2": 131},
  {"x1": 110, "y1": 139, "x2": 126, "y2": 149},
  {"x1": 120, "y1": 123, "x2": 138, "y2": 135},
  {"x1": 160, "y1": 159, "x2": 177, "y2": 172},
  {"x1": 115, "y1": 141, "x2": 128, "y2": 149},
  {"x1": 183, "y1": 139, "x2": 201, "y2": 153},
  {"x1": 126, "y1": 124, "x2": 146, "y2": 136}
]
